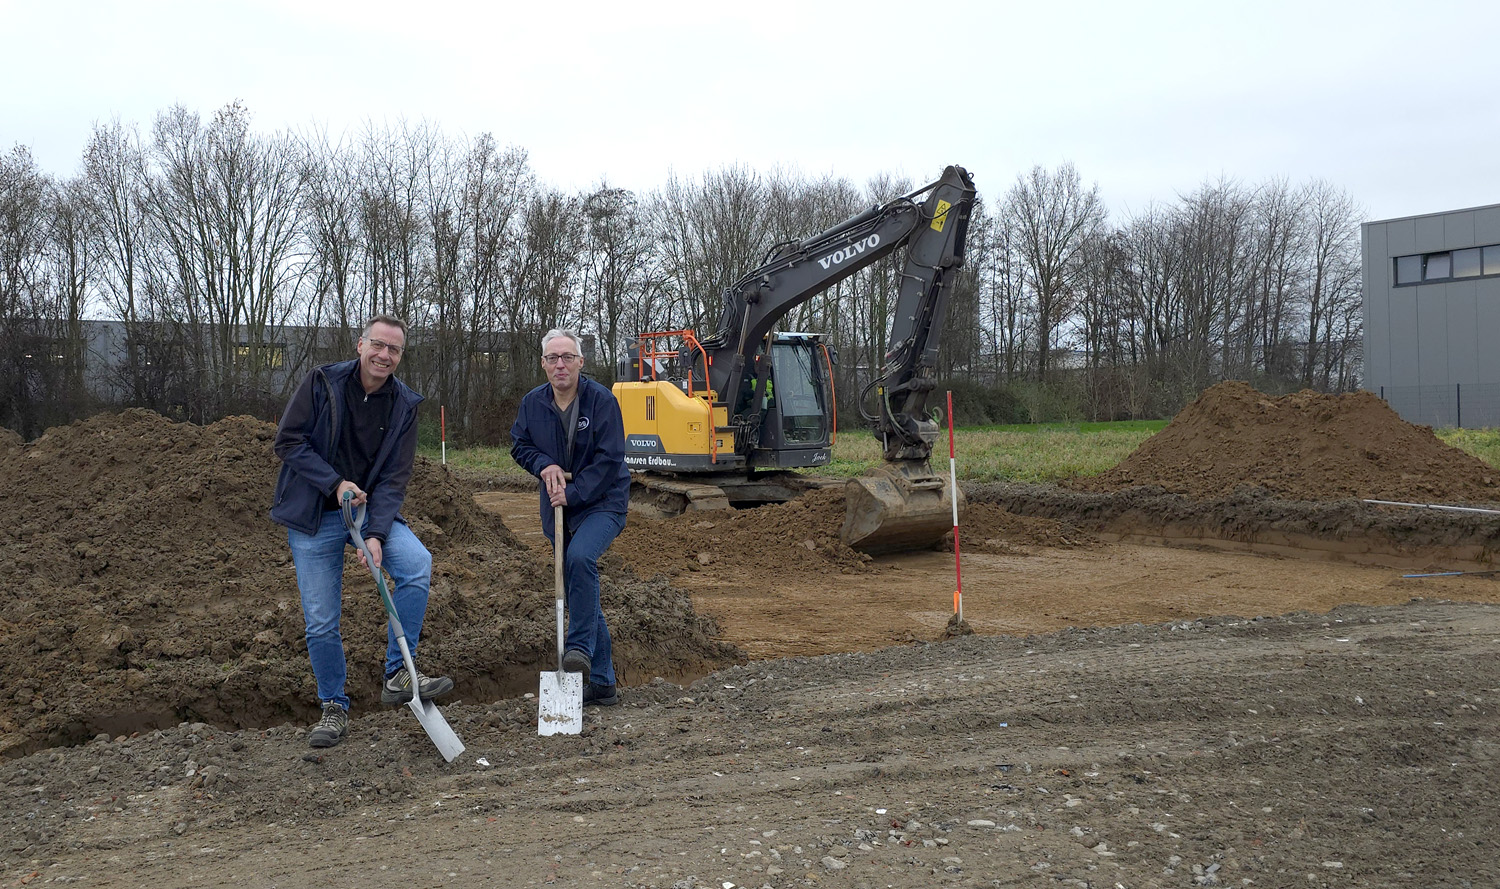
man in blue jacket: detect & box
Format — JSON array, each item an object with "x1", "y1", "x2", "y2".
[
  {"x1": 271, "y1": 314, "x2": 453, "y2": 749},
  {"x1": 511, "y1": 328, "x2": 631, "y2": 706}
]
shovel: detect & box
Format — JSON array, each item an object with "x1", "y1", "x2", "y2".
[
  {"x1": 538, "y1": 500, "x2": 583, "y2": 735},
  {"x1": 341, "y1": 493, "x2": 465, "y2": 762}
]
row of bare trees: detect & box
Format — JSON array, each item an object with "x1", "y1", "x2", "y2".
[{"x1": 1, "y1": 103, "x2": 1363, "y2": 439}]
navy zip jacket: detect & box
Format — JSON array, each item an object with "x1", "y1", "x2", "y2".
[
  {"x1": 270, "y1": 358, "x2": 424, "y2": 541},
  {"x1": 510, "y1": 374, "x2": 630, "y2": 541}
]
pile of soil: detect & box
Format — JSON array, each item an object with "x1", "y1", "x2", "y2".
[
  {"x1": 0, "y1": 410, "x2": 735, "y2": 757},
  {"x1": 1074, "y1": 381, "x2": 1500, "y2": 504},
  {"x1": 613, "y1": 487, "x2": 875, "y2": 577},
  {"x1": 611, "y1": 487, "x2": 1086, "y2": 578},
  {"x1": 959, "y1": 502, "x2": 1095, "y2": 553}
]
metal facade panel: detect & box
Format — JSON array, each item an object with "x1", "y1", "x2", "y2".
[
  {"x1": 1477, "y1": 207, "x2": 1500, "y2": 244},
  {"x1": 1362, "y1": 222, "x2": 1391, "y2": 390},
  {"x1": 1446, "y1": 281, "x2": 1479, "y2": 384},
  {"x1": 1363, "y1": 267, "x2": 1391, "y2": 389},
  {"x1": 1444, "y1": 211, "x2": 1478, "y2": 249},
  {"x1": 1385, "y1": 218, "x2": 1417, "y2": 255},
  {"x1": 1476, "y1": 280, "x2": 1500, "y2": 383},
  {"x1": 1363, "y1": 223, "x2": 1389, "y2": 287},
  {"x1": 1387, "y1": 288, "x2": 1421, "y2": 385},
  {"x1": 1415, "y1": 215, "x2": 1447, "y2": 252},
  {"x1": 1416, "y1": 286, "x2": 1449, "y2": 385}
]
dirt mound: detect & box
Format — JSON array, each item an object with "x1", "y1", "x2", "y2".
[
  {"x1": 613, "y1": 487, "x2": 876, "y2": 578},
  {"x1": 960, "y1": 502, "x2": 1095, "y2": 553},
  {"x1": 0, "y1": 410, "x2": 734, "y2": 757},
  {"x1": 611, "y1": 486, "x2": 1094, "y2": 578},
  {"x1": 1073, "y1": 381, "x2": 1500, "y2": 504}
]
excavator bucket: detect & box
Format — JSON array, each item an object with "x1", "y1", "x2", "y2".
[{"x1": 840, "y1": 461, "x2": 963, "y2": 555}]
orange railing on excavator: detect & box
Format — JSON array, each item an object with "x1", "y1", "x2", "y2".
[
  {"x1": 632, "y1": 329, "x2": 718, "y2": 464},
  {"x1": 819, "y1": 341, "x2": 837, "y2": 445}
]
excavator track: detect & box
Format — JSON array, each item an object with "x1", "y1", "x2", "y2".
[
  {"x1": 629, "y1": 466, "x2": 957, "y2": 555},
  {"x1": 628, "y1": 471, "x2": 840, "y2": 519}
]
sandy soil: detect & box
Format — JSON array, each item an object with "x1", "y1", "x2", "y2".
[{"x1": 4, "y1": 384, "x2": 1500, "y2": 888}]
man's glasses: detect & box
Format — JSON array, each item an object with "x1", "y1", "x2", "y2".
[
  {"x1": 364, "y1": 338, "x2": 404, "y2": 357},
  {"x1": 542, "y1": 353, "x2": 581, "y2": 365}
]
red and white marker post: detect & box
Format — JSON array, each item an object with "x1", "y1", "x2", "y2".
[
  {"x1": 440, "y1": 405, "x2": 447, "y2": 465},
  {"x1": 946, "y1": 390, "x2": 963, "y2": 621}
]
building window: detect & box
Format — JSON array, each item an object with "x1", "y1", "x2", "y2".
[
  {"x1": 1486, "y1": 245, "x2": 1500, "y2": 276},
  {"x1": 1395, "y1": 241, "x2": 1500, "y2": 286},
  {"x1": 1454, "y1": 247, "x2": 1483, "y2": 277},
  {"x1": 236, "y1": 342, "x2": 286, "y2": 369}
]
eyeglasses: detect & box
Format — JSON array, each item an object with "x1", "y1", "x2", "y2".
[
  {"x1": 364, "y1": 338, "x2": 404, "y2": 357},
  {"x1": 542, "y1": 353, "x2": 581, "y2": 365}
]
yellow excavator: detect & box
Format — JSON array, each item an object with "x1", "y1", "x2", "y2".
[{"x1": 612, "y1": 165, "x2": 976, "y2": 553}]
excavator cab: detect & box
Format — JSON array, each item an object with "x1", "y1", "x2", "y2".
[{"x1": 740, "y1": 333, "x2": 834, "y2": 470}]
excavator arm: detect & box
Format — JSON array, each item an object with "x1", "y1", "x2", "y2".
[
  {"x1": 702, "y1": 165, "x2": 976, "y2": 449},
  {"x1": 862, "y1": 166, "x2": 974, "y2": 461}
]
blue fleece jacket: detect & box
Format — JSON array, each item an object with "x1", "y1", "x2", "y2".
[
  {"x1": 270, "y1": 358, "x2": 423, "y2": 541},
  {"x1": 510, "y1": 375, "x2": 630, "y2": 541}
]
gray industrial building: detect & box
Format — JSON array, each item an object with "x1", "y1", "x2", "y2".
[{"x1": 1363, "y1": 203, "x2": 1500, "y2": 428}]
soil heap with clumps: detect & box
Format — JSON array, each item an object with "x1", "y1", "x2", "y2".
[
  {"x1": 613, "y1": 487, "x2": 876, "y2": 578},
  {"x1": 1074, "y1": 381, "x2": 1500, "y2": 505},
  {"x1": 0, "y1": 410, "x2": 734, "y2": 757},
  {"x1": 959, "y1": 503, "x2": 1095, "y2": 553},
  {"x1": 611, "y1": 485, "x2": 1090, "y2": 576}
]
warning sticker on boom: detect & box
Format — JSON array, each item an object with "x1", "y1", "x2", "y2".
[{"x1": 930, "y1": 199, "x2": 952, "y2": 232}]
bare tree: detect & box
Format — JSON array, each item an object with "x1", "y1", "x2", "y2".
[
  {"x1": 1002, "y1": 163, "x2": 1106, "y2": 382},
  {"x1": 356, "y1": 120, "x2": 436, "y2": 327},
  {"x1": 149, "y1": 101, "x2": 308, "y2": 416},
  {"x1": 1236, "y1": 179, "x2": 1306, "y2": 383},
  {"x1": 649, "y1": 165, "x2": 775, "y2": 333},
  {"x1": 1300, "y1": 180, "x2": 1362, "y2": 389},
  {"x1": 1073, "y1": 228, "x2": 1134, "y2": 418},
  {"x1": 48, "y1": 175, "x2": 94, "y2": 405},
  {"x1": 299, "y1": 126, "x2": 363, "y2": 365},
  {"x1": 0, "y1": 145, "x2": 56, "y2": 434},
  {"x1": 500, "y1": 189, "x2": 583, "y2": 393},
  {"x1": 581, "y1": 182, "x2": 659, "y2": 379}
]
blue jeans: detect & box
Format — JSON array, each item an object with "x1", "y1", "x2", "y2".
[
  {"x1": 288, "y1": 513, "x2": 433, "y2": 711},
  {"x1": 557, "y1": 510, "x2": 626, "y2": 687}
]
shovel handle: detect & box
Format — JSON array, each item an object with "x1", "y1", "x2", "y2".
[
  {"x1": 551, "y1": 473, "x2": 572, "y2": 670},
  {"x1": 341, "y1": 493, "x2": 412, "y2": 676}
]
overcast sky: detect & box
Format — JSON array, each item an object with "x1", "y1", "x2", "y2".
[{"x1": 3, "y1": 0, "x2": 1496, "y2": 223}]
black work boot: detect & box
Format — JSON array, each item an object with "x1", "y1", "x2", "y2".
[
  {"x1": 584, "y1": 682, "x2": 618, "y2": 707},
  {"x1": 561, "y1": 649, "x2": 592, "y2": 687},
  {"x1": 308, "y1": 702, "x2": 348, "y2": 748},
  {"x1": 381, "y1": 667, "x2": 455, "y2": 705}
]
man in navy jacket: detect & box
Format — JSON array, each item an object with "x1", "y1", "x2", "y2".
[
  {"x1": 271, "y1": 314, "x2": 452, "y2": 749},
  {"x1": 511, "y1": 328, "x2": 631, "y2": 706}
]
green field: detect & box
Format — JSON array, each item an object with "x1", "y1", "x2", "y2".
[{"x1": 423, "y1": 422, "x2": 1500, "y2": 484}]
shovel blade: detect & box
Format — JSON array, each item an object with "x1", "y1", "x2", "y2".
[
  {"x1": 538, "y1": 670, "x2": 583, "y2": 736},
  {"x1": 406, "y1": 696, "x2": 465, "y2": 762}
]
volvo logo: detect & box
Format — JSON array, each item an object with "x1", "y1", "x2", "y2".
[{"x1": 817, "y1": 234, "x2": 881, "y2": 270}]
